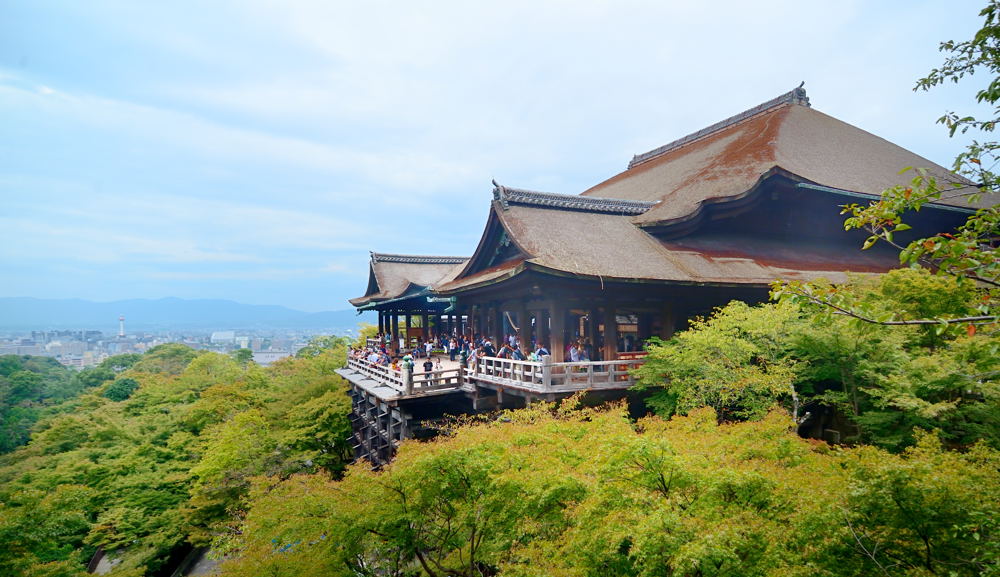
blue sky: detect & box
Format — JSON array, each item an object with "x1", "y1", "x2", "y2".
[{"x1": 0, "y1": 0, "x2": 990, "y2": 312}]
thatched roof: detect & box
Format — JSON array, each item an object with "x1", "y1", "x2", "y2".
[
  {"x1": 348, "y1": 253, "x2": 467, "y2": 307},
  {"x1": 583, "y1": 86, "x2": 984, "y2": 229},
  {"x1": 352, "y1": 87, "x2": 985, "y2": 304},
  {"x1": 436, "y1": 184, "x2": 874, "y2": 294}
]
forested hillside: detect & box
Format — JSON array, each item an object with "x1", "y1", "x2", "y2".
[
  {"x1": 3, "y1": 282, "x2": 997, "y2": 576},
  {"x1": 0, "y1": 354, "x2": 114, "y2": 454},
  {"x1": 0, "y1": 339, "x2": 353, "y2": 577},
  {"x1": 217, "y1": 404, "x2": 998, "y2": 577}
]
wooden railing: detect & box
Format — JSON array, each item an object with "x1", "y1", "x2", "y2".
[
  {"x1": 346, "y1": 357, "x2": 462, "y2": 396},
  {"x1": 349, "y1": 356, "x2": 406, "y2": 390},
  {"x1": 469, "y1": 355, "x2": 645, "y2": 393},
  {"x1": 346, "y1": 355, "x2": 645, "y2": 398}
]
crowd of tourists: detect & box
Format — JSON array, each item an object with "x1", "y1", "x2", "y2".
[{"x1": 349, "y1": 331, "x2": 567, "y2": 374}]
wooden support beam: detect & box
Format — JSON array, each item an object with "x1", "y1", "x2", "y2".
[
  {"x1": 494, "y1": 305, "x2": 503, "y2": 343},
  {"x1": 549, "y1": 303, "x2": 565, "y2": 362},
  {"x1": 586, "y1": 307, "x2": 598, "y2": 359},
  {"x1": 659, "y1": 306, "x2": 675, "y2": 339},
  {"x1": 513, "y1": 301, "x2": 528, "y2": 350},
  {"x1": 540, "y1": 309, "x2": 550, "y2": 353},
  {"x1": 603, "y1": 302, "x2": 617, "y2": 362}
]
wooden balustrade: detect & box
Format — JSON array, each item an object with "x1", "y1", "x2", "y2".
[
  {"x1": 469, "y1": 355, "x2": 644, "y2": 393},
  {"x1": 346, "y1": 354, "x2": 644, "y2": 399},
  {"x1": 346, "y1": 357, "x2": 463, "y2": 396}
]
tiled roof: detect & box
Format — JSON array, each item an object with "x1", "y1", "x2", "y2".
[
  {"x1": 492, "y1": 181, "x2": 655, "y2": 215},
  {"x1": 584, "y1": 87, "x2": 983, "y2": 227},
  {"x1": 437, "y1": 197, "x2": 877, "y2": 294},
  {"x1": 371, "y1": 253, "x2": 467, "y2": 265},
  {"x1": 349, "y1": 253, "x2": 468, "y2": 307}
]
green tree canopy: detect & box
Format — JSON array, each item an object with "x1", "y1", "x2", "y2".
[{"x1": 217, "y1": 403, "x2": 1000, "y2": 577}]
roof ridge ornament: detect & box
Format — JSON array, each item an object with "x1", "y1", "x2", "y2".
[
  {"x1": 492, "y1": 182, "x2": 656, "y2": 215},
  {"x1": 491, "y1": 179, "x2": 510, "y2": 210},
  {"x1": 371, "y1": 253, "x2": 468, "y2": 264},
  {"x1": 628, "y1": 83, "x2": 811, "y2": 169}
]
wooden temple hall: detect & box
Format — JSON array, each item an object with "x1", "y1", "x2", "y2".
[
  {"x1": 338, "y1": 85, "x2": 978, "y2": 465},
  {"x1": 349, "y1": 85, "x2": 973, "y2": 362}
]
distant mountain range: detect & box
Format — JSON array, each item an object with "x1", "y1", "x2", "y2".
[{"x1": 0, "y1": 297, "x2": 372, "y2": 332}]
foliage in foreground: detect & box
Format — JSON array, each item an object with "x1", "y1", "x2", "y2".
[
  {"x1": 636, "y1": 269, "x2": 1000, "y2": 450},
  {"x1": 218, "y1": 402, "x2": 999, "y2": 577},
  {"x1": 0, "y1": 337, "x2": 354, "y2": 577},
  {"x1": 778, "y1": 1, "x2": 998, "y2": 330}
]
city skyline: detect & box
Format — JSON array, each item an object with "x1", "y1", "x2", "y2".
[{"x1": 1, "y1": 1, "x2": 991, "y2": 311}]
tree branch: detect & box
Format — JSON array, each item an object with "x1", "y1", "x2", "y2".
[{"x1": 791, "y1": 289, "x2": 997, "y2": 326}]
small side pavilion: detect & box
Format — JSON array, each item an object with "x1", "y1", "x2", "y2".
[{"x1": 349, "y1": 253, "x2": 468, "y2": 352}]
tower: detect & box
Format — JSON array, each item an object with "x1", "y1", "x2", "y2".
[{"x1": 119, "y1": 315, "x2": 125, "y2": 338}]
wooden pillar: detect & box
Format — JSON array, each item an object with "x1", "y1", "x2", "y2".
[
  {"x1": 513, "y1": 301, "x2": 528, "y2": 349},
  {"x1": 391, "y1": 313, "x2": 400, "y2": 353},
  {"x1": 421, "y1": 313, "x2": 429, "y2": 341},
  {"x1": 495, "y1": 305, "x2": 505, "y2": 343},
  {"x1": 639, "y1": 313, "x2": 652, "y2": 348},
  {"x1": 586, "y1": 307, "x2": 599, "y2": 360},
  {"x1": 404, "y1": 313, "x2": 411, "y2": 348},
  {"x1": 603, "y1": 302, "x2": 617, "y2": 362},
  {"x1": 526, "y1": 310, "x2": 536, "y2": 351},
  {"x1": 549, "y1": 303, "x2": 565, "y2": 362},
  {"x1": 540, "y1": 309, "x2": 550, "y2": 352},
  {"x1": 659, "y1": 306, "x2": 675, "y2": 339}
]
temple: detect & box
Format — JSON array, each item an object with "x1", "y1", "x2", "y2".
[{"x1": 338, "y1": 86, "x2": 981, "y2": 465}]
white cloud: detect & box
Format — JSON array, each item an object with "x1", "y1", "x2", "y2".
[
  {"x1": 0, "y1": 0, "x2": 991, "y2": 308},
  {"x1": 0, "y1": 176, "x2": 377, "y2": 265},
  {"x1": 0, "y1": 78, "x2": 478, "y2": 194}
]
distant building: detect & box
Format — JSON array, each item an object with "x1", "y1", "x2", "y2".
[
  {"x1": 0, "y1": 344, "x2": 45, "y2": 356},
  {"x1": 210, "y1": 331, "x2": 236, "y2": 344},
  {"x1": 251, "y1": 350, "x2": 292, "y2": 366}
]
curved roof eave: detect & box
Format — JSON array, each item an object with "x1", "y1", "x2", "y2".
[{"x1": 637, "y1": 165, "x2": 979, "y2": 234}]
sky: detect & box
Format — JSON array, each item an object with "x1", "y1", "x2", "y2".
[{"x1": 0, "y1": 0, "x2": 992, "y2": 312}]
